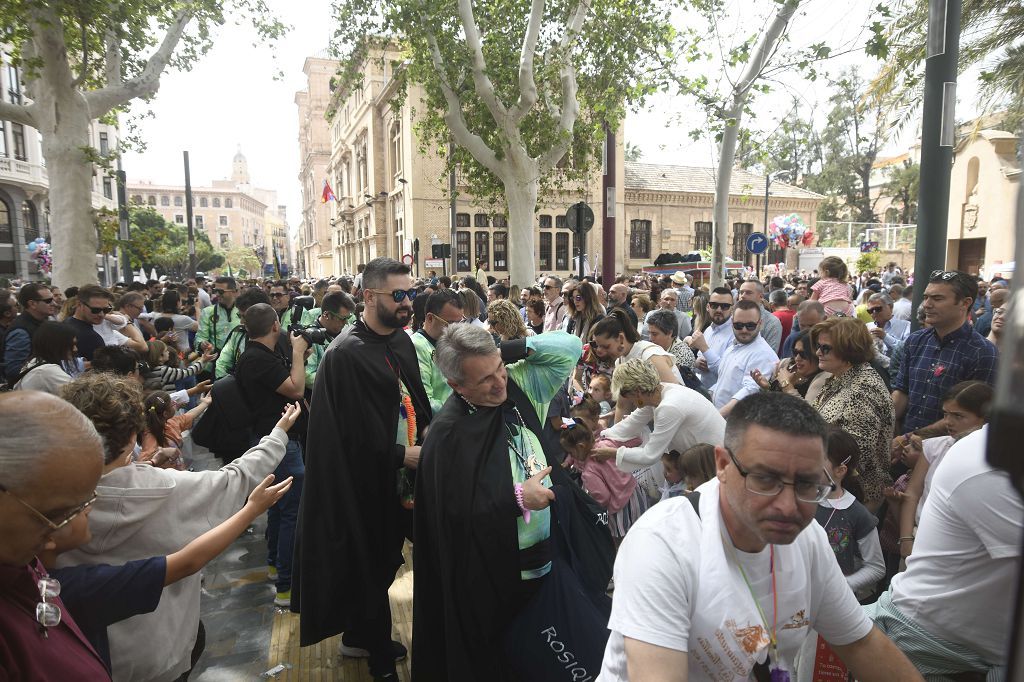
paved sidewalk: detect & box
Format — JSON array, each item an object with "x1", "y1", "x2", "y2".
[{"x1": 188, "y1": 446, "x2": 413, "y2": 681}]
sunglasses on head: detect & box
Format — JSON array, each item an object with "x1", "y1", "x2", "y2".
[
  {"x1": 930, "y1": 270, "x2": 962, "y2": 282},
  {"x1": 709, "y1": 302, "x2": 732, "y2": 310},
  {"x1": 87, "y1": 305, "x2": 113, "y2": 315},
  {"x1": 370, "y1": 288, "x2": 417, "y2": 303},
  {"x1": 732, "y1": 321, "x2": 757, "y2": 331}
]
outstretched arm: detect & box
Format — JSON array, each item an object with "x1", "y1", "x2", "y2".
[{"x1": 830, "y1": 626, "x2": 923, "y2": 682}]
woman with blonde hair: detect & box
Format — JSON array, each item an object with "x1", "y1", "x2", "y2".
[
  {"x1": 459, "y1": 288, "x2": 487, "y2": 328},
  {"x1": 592, "y1": 359, "x2": 725, "y2": 490},
  {"x1": 486, "y1": 298, "x2": 530, "y2": 340}
]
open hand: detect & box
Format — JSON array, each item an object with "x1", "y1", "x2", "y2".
[
  {"x1": 590, "y1": 447, "x2": 617, "y2": 461},
  {"x1": 750, "y1": 369, "x2": 771, "y2": 390},
  {"x1": 246, "y1": 474, "x2": 294, "y2": 514},
  {"x1": 187, "y1": 379, "x2": 212, "y2": 397},
  {"x1": 275, "y1": 402, "x2": 302, "y2": 432},
  {"x1": 522, "y1": 466, "x2": 555, "y2": 511}
]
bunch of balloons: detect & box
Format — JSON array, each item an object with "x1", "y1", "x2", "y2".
[
  {"x1": 768, "y1": 213, "x2": 815, "y2": 249},
  {"x1": 27, "y1": 237, "x2": 52, "y2": 275}
]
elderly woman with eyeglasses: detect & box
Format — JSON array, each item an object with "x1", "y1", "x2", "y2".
[
  {"x1": 809, "y1": 317, "x2": 895, "y2": 512},
  {"x1": 749, "y1": 329, "x2": 829, "y2": 404}
]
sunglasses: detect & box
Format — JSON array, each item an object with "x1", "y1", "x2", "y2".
[
  {"x1": 709, "y1": 302, "x2": 732, "y2": 310},
  {"x1": 86, "y1": 305, "x2": 114, "y2": 315},
  {"x1": 573, "y1": 295, "x2": 585, "y2": 302},
  {"x1": 0, "y1": 482, "x2": 97, "y2": 532},
  {"x1": 543, "y1": 285, "x2": 556, "y2": 290},
  {"x1": 867, "y1": 307, "x2": 884, "y2": 315},
  {"x1": 369, "y1": 288, "x2": 418, "y2": 303},
  {"x1": 732, "y1": 321, "x2": 758, "y2": 331},
  {"x1": 213, "y1": 288, "x2": 235, "y2": 295},
  {"x1": 817, "y1": 343, "x2": 833, "y2": 356},
  {"x1": 33, "y1": 297, "x2": 55, "y2": 305},
  {"x1": 270, "y1": 292, "x2": 287, "y2": 298}
]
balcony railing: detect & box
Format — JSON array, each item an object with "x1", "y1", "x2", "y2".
[{"x1": 0, "y1": 157, "x2": 47, "y2": 187}]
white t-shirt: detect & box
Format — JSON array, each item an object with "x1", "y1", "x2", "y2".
[
  {"x1": 891, "y1": 426, "x2": 1023, "y2": 663},
  {"x1": 600, "y1": 479, "x2": 872, "y2": 681},
  {"x1": 918, "y1": 435, "x2": 956, "y2": 524},
  {"x1": 621, "y1": 340, "x2": 683, "y2": 383}
]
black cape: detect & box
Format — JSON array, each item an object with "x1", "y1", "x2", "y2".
[
  {"x1": 412, "y1": 372, "x2": 580, "y2": 682},
  {"x1": 291, "y1": 320, "x2": 431, "y2": 646}
]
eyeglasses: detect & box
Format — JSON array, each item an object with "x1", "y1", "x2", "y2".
[
  {"x1": 732, "y1": 321, "x2": 758, "y2": 331},
  {"x1": 435, "y1": 315, "x2": 468, "y2": 327},
  {"x1": 816, "y1": 343, "x2": 833, "y2": 356},
  {"x1": 323, "y1": 310, "x2": 348, "y2": 321},
  {"x1": 33, "y1": 297, "x2": 55, "y2": 305},
  {"x1": 270, "y1": 292, "x2": 287, "y2": 298},
  {"x1": 709, "y1": 302, "x2": 732, "y2": 310},
  {"x1": 86, "y1": 305, "x2": 113, "y2": 315},
  {"x1": 36, "y1": 575, "x2": 62, "y2": 631},
  {"x1": 727, "y1": 448, "x2": 835, "y2": 504},
  {"x1": 0, "y1": 482, "x2": 97, "y2": 532},
  {"x1": 369, "y1": 288, "x2": 418, "y2": 303},
  {"x1": 867, "y1": 307, "x2": 884, "y2": 315},
  {"x1": 993, "y1": 307, "x2": 1006, "y2": 317}
]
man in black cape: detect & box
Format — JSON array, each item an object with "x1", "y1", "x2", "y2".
[
  {"x1": 291, "y1": 258, "x2": 430, "y2": 681},
  {"x1": 413, "y1": 324, "x2": 599, "y2": 681}
]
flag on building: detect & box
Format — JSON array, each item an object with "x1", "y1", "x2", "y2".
[
  {"x1": 273, "y1": 242, "x2": 282, "y2": 280},
  {"x1": 321, "y1": 180, "x2": 336, "y2": 203}
]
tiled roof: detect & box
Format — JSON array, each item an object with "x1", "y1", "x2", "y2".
[{"x1": 625, "y1": 161, "x2": 825, "y2": 201}]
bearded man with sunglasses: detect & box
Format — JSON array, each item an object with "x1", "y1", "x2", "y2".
[
  {"x1": 600, "y1": 392, "x2": 922, "y2": 682},
  {"x1": 691, "y1": 287, "x2": 737, "y2": 389},
  {"x1": 691, "y1": 300, "x2": 778, "y2": 417},
  {"x1": 293, "y1": 257, "x2": 432, "y2": 681},
  {"x1": 0, "y1": 390, "x2": 110, "y2": 680},
  {"x1": 2, "y1": 282, "x2": 56, "y2": 385},
  {"x1": 64, "y1": 284, "x2": 113, "y2": 363}
]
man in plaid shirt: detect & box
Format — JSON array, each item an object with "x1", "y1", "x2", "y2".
[{"x1": 892, "y1": 270, "x2": 997, "y2": 436}]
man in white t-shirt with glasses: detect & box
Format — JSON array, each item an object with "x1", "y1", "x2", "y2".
[{"x1": 600, "y1": 392, "x2": 921, "y2": 682}]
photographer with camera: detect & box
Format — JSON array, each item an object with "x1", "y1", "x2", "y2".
[
  {"x1": 214, "y1": 288, "x2": 287, "y2": 379},
  {"x1": 235, "y1": 302, "x2": 310, "y2": 607},
  {"x1": 303, "y1": 291, "x2": 355, "y2": 389}
]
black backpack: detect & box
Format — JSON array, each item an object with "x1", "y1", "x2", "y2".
[{"x1": 190, "y1": 374, "x2": 255, "y2": 460}]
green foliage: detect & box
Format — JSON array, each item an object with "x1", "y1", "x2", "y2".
[
  {"x1": 883, "y1": 160, "x2": 920, "y2": 224},
  {"x1": 223, "y1": 246, "x2": 261, "y2": 277},
  {"x1": 856, "y1": 250, "x2": 881, "y2": 274},
  {"x1": 328, "y1": 0, "x2": 676, "y2": 208},
  {"x1": 117, "y1": 205, "x2": 225, "y2": 277}
]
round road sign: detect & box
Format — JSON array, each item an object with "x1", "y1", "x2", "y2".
[
  {"x1": 745, "y1": 232, "x2": 769, "y2": 255},
  {"x1": 402, "y1": 253, "x2": 414, "y2": 265}
]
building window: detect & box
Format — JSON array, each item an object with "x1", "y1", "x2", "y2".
[
  {"x1": 147, "y1": 195, "x2": 156, "y2": 206},
  {"x1": 629, "y1": 219, "x2": 652, "y2": 259},
  {"x1": 7, "y1": 64, "x2": 22, "y2": 104},
  {"x1": 160, "y1": 195, "x2": 169, "y2": 207},
  {"x1": 474, "y1": 213, "x2": 489, "y2": 228},
  {"x1": 456, "y1": 230, "x2": 471, "y2": 271},
  {"x1": 492, "y1": 215, "x2": 507, "y2": 228},
  {"x1": 0, "y1": 198, "x2": 12, "y2": 242},
  {"x1": 225, "y1": 197, "x2": 233, "y2": 208},
  {"x1": 455, "y1": 213, "x2": 470, "y2": 228},
  {"x1": 219, "y1": 234, "x2": 229, "y2": 247},
  {"x1": 212, "y1": 197, "x2": 221, "y2": 208},
  {"x1": 732, "y1": 222, "x2": 753, "y2": 262},
  {"x1": 200, "y1": 196, "x2": 208, "y2": 208},
  {"x1": 390, "y1": 121, "x2": 403, "y2": 177},
  {"x1": 539, "y1": 232, "x2": 552, "y2": 270},
  {"x1": 573, "y1": 231, "x2": 584, "y2": 269},
  {"x1": 11, "y1": 123, "x2": 26, "y2": 161},
  {"x1": 694, "y1": 221, "x2": 712, "y2": 251},
  {"x1": 475, "y1": 231, "x2": 489, "y2": 270},
  {"x1": 493, "y1": 231, "x2": 507, "y2": 270},
  {"x1": 21, "y1": 201, "x2": 38, "y2": 243},
  {"x1": 173, "y1": 195, "x2": 182, "y2": 207},
  {"x1": 0, "y1": 120, "x2": 6, "y2": 158},
  {"x1": 102, "y1": 177, "x2": 113, "y2": 199},
  {"x1": 131, "y1": 195, "x2": 142, "y2": 204},
  {"x1": 174, "y1": 214, "x2": 184, "y2": 224},
  {"x1": 539, "y1": 214, "x2": 552, "y2": 229},
  {"x1": 195, "y1": 215, "x2": 204, "y2": 227},
  {"x1": 555, "y1": 233, "x2": 569, "y2": 269},
  {"x1": 555, "y1": 214, "x2": 567, "y2": 229},
  {"x1": 219, "y1": 215, "x2": 228, "y2": 226},
  {"x1": 99, "y1": 132, "x2": 109, "y2": 156}
]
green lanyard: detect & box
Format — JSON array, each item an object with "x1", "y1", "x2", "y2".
[{"x1": 723, "y1": 536, "x2": 779, "y2": 665}]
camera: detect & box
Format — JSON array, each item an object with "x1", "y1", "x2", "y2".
[{"x1": 288, "y1": 324, "x2": 328, "y2": 345}]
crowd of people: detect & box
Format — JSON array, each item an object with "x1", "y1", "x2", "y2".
[{"x1": 0, "y1": 254, "x2": 1018, "y2": 681}]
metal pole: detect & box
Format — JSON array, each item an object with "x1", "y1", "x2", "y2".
[
  {"x1": 577, "y1": 203, "x2": 586, "y2": 280},
  {"x1": 912, "y1": 0, "x2": 962, "y2": 326},
  {"x1": 602, "y1": 124, "x2": 616, "y2": 288},
  {"x1": 183, "y1": 151, "x2": 197, "y2": 278},
  {"x1": 762, "y1": 175, "x2": 770, "y2": 279},
  {"x1": 448, "y1": 140, "x2": 457, "y2": 278},
  {"x1": 115, "y1": 167, "x2": 132, "y2": 285}
]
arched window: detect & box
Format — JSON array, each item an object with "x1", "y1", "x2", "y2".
[
  {"x1": 131, "y1": 195, "x2": 143, "y2": 204},
  {"x1": 160, "y1": 195, "x2": 169, "y2": 206},
  {"x1": 21, "y1": 201, "x2": 38, "y2": 243},
  {"x1": 225, "y1": 197, "x2": 233, "y2": 208},
  {"x1": 200, "y1": 196, "x2": 208, "y2": 208},
  {"x1": 0, "y1": 198, "x2": 12, "y2": 243},
  {"x1": 173, "y1": 195, "x2": 183, "y2": 207},
  {"x1": 147, "y1": 195, "x2": 156, "y2": 206},
  {"x1": 212, "y1": 197, "x2": 221, "y2": 208}
]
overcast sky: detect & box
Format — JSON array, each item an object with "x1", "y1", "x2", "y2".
[{"x1": 122, "y1": 0, "x2": 981, "y2": 234}]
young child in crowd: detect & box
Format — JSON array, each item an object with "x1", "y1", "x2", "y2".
[
  {"x1": 143, "y1": 339, "x2": 211, "y2": 392},
  {"x1": 811, "y1": 256, "x2": 855, "y2": 317},
  {"x1": 587, "y1": 374, "x2": 614, "y2": 419},
  {"x1": 139, "y1": 390, "x2": 213, "y2": 469},
  {"x1": 817, "y1": 427, "x2": 884, "y2": 599},
  {"x1": 40, "y1": 473, "x2": 292, "y2": 670},
  {"x1": 660, "y1": 443, "x2": 716, "y2": 501},
  {"x1": 560, "y1": 419, "x2": 649, "y2": 542}
]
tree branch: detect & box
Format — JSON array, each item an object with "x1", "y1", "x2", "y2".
[
  {"x1": 71, "y1": 14, "x2": 89, "y2": 88},
  {"x1": 0, "y1": 100, "x2": 38, "y2": 128},
  {"x1": 84, "y1": 5, "x2": 194, "y2": 118},
  {"x1": 421, "y1": 20, "x2": 504, "y2": 178},
  {"x1": 456, "y1": 0, "x2": 512, "y2": 132},
  {"x1": 537, "y1": 0, "x2": 590, "y2": 171},
  {"x1": 104, "y1": 27, "x2": 122, "y2": 88},
  {"x1": 509, "y1": 0, "x2": 545, "y2": 123}
]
